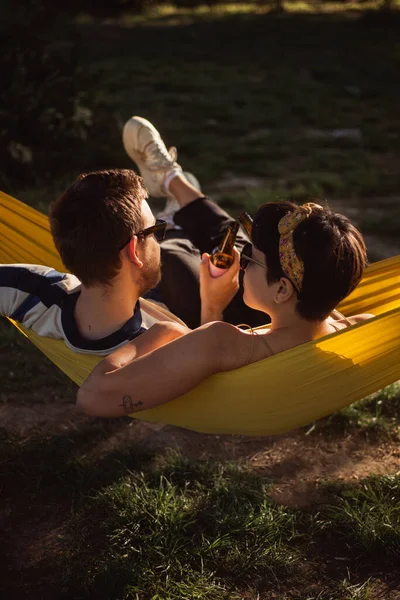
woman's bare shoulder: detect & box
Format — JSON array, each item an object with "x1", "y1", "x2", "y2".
[
  {"x1": 345, "y1": 313, "x2": 375, "y2": 325},
  {"x1": 197, "y1": 321, "x2": 256, "y2": 371}
]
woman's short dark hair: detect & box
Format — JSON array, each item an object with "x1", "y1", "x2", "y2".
[
  {"x1": 50, "y1": 169, "x2": 147, "y2": 287},
  {"x1": 251, "y1": 201, "x2": 367, "y2": 321}
]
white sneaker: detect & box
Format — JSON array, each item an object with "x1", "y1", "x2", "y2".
[{"x1": 122, "y1": 116, "x2": 182, "y2": 197}]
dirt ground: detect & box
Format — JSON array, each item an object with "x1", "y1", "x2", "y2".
[{"x1": 2, "y1": 389, "x2": 400, "y2": 511}]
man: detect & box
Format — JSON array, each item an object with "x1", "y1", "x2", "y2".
[
  {"x1": 0, "y1": 168, "x2": 188, "y2": 356},
  {"x1": 122, "y1": 116, "x2": 265, "y2": 328},
  {"x1": 0, "y1": 117, "x2": 264, "y2": 356}
]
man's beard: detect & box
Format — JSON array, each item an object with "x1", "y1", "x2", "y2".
[{"x1": 137, "y1": 261, "x2": 161, "y2": 297}]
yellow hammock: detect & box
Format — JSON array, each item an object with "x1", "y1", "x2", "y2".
[{"x1": 1, "y1": 190, "x2": 400, "y2": 436}]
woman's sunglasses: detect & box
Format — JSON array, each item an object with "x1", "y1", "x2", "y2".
[
  {"x1": 118, "y1": 219, "x2": 167, "y2": 250},
  {"x1": 240, "y1": 242, "x2": 267, "y2": 271}
]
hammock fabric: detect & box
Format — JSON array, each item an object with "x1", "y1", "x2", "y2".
[{"x1": 1, "y1": 190, "x2": 400, "y2": 435}]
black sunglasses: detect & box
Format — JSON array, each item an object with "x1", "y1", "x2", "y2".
[
  {"x1": 118, "y1": 219, "x2": 167, "y2": 250},
  {"x1": 240, "y1": 242, "x2": 267, "y2": 271}
]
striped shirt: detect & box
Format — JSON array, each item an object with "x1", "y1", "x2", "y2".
[{"x1": 0, "y1": 264, "x2": 182, "y2": 355}]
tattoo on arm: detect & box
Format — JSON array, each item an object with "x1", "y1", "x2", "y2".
[{"x1": 120, "y1": 394, "x2": 143, "y2": 413}]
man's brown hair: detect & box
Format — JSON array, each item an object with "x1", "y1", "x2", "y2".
[
  {"x1": 252, "y1": 201, "x2": 367, "y2": 321},
  {"x1": 49, "y1": 169, "x2": 147, "y2": 286}
]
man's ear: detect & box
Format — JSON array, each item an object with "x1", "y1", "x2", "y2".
[
  {"x1": 126, "y1": 236, "x2": 143, "y2": 269},
  {"x1": 274, "y1": 277, "x2": 295, "y2": 304}
]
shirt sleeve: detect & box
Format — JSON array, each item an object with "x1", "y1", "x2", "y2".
[
  {"x1": 0, "y1": 264, "x2": 63, "y2": 321},
  {"x1": 0, "y1": 265, "x2": 32, "y2": 319}
]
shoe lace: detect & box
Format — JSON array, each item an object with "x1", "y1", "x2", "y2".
[{"x1": 142, "y1": 140, "x2": 178, "y2": 170}]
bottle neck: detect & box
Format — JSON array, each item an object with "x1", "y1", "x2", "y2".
[
  {"x1": 238, "y1": 212, "x2": 253, "y2": 237},
  {"x1": 219, "y1": 222, "x2": 239, "y2": 254}
]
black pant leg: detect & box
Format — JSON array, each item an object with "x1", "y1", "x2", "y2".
[{"x1": 157, "y1": 234, "x2": 202, "y2": 329}]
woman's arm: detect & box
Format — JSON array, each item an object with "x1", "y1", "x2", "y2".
[
  {"x1": 103, "y1": 321, "x2": 190, "y2": 371},
  {"x1": 200, "y1": 249, "x2": 240, "y2": 324},
  {"x1": 77, "y1": 321, "x2": 249, "y2": 418}
]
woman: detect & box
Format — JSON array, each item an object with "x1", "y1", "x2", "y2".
[{"x1": 77, "y1": 201, "x2": 372, "y2": 417}]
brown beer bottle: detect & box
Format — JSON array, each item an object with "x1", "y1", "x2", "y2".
[
  {"x1": 238, "y1": 212, "x2": 253, "y2": 237},
  {"x1": 209, "y1": 222, "x2": 239, "y2": 277}
]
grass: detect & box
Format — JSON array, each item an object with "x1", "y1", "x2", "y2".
[
  {"x1": 9, "y1": 2, "x2": 400, "y2": 248},
  {"x1": 11, "y1": 3, "x2": 400, "y2": 219},
  {"x1": 318, "y1": 475, "x2": 400, "y2": 558},
  {"x1": 315, "y1": 383, "x2": 400, "y2": 439},
  {"x1": 75, "y1": 462, "x2": 299, "y2": 597},
  {"x1": 2, "y1": 434, "x2": 400, "y2": 599}
]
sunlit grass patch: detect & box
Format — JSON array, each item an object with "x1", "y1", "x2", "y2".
[
  {"x1": 318, "y1": 383, "x2": 400, "y2": 438},
  {"x1": 285, "y1": 0, "x2": 397, "y2": 13},
  {"x1": 317, "y1": 475, "x2": 400, "y2": 559},
  {"x1": 62, "y1": 456, "x2": 302, "y2": 598},
  {"x1": 76, "y1": 1, "x2": 400, "y2": 28},
  {"x1": 77, "y1": 2, "x2": 267, "y2": 28},
  {"x1": 337, "y1": 576, "x2": 379, "y2": 600}
]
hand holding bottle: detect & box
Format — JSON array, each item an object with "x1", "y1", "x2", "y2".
[{"x1": 199, "y1": 248, "x2": 240, "y2": 324}]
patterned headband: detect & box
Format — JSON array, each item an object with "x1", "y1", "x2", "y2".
[{"x1": 278, "y1": 202, "x2": 323, "y2": 292}]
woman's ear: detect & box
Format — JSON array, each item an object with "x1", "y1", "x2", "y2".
[
  {"x1": 274, "y1": 277, "x2": 295, "y2": 304},
  {"x1": 126, "y1": 237, "x2": 143, "y2": 269}
]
